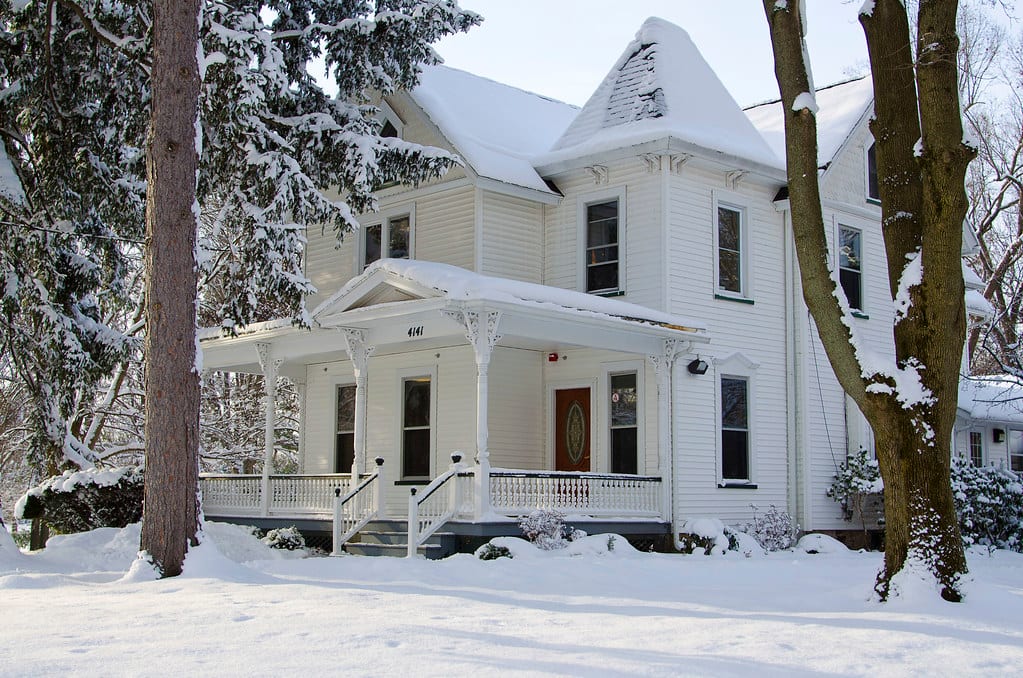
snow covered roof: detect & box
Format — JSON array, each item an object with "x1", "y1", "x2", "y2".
[
  {"x1": 745, "y1": 77, "x2": 874, "y2": 170},
  {"x1": 0, "y1": 146, "x2": 24, "y2": 204},
  {"x1": 313, "y1": 259, "x2": 706, "y2": 334},
  {"x1": 410, "y1": 66, "x2": 579, "y2": 196},
  {"x1": 538, "y1": 17, "x2": 782, "y2": 171},
  {"x1": 959, "y1": 376, "x2": 1023, "y2": 425}
]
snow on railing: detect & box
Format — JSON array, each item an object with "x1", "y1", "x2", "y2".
[
  {"x1": 407, "y1": 453, "x2": 472, "y2": 557},
  {"x1": 200, "y1": 473, "x2": 352, "y2": 517},
  {"x1": 332, "y1": 458, "x2": 386, "y2": 556},
  {"x1": 489, "y1": 470, "x2": 662, "y2": 518}
]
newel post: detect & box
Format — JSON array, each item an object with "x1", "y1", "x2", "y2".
[
  {"x1": 407, "y1": 488, "x2": 419, "y2": 558},
  {"x1": 256, "y1": 342, "x2": 282, "y2": 517},
  {"x1": 444, "y1": 307, "x2": 502, "y2": 520},
  {"x1": 340, "y1": 328, "x2": 374, "y2": 480},
  {"x1": 374, "y1": 456, "x2": 386, "y2": 518}
]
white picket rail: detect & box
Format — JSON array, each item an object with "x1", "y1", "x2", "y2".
[
  {"x1": 200, "y1": 474, "x2": 352, "y2": 517},
  {"x1": 489, "y1": 471, "x2": 662, "y2": 518},
  {"x1": 407, "y1": 454, "x2": 472, "y2": 557},
  {"x1": 332, "y1": 458, "x2": 387, "y2": 555}
]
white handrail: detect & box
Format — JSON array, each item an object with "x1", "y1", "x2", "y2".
[
  {"x1": 407, "y1": 453, "x2": 471, "y2": 557},
  {"x1": 331, "y1": 458, "x2": 386, "y2": 555},
  {"x1": 489, "y1": 470, "x2": 663, "y2": 518}
]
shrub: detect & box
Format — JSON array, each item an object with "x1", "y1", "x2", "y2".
[
  {"x1": 15, "y1": 467, "x2": 143, "y2": 534},
  {"x1": 477, "y1": 543, "x2": 512, "y2": 560},
  {"x1": 677, "y1": 518, "x2": 728, "y2": 555},
  {"x1": 952, "y1": 457, "x2": 1023, "y2": 552},
  {"x1": 518, "y1": 509, "x2": 583, "y2": 550},
  {"x1": 826, "y1": 447, "x2": 883, "y2": 528},
  {"x1": 742, "y1": 504, "x2": 799, "y2": 552},
  {"x1": 262, "y1": 526, "x2": 306, "y2": 551}
]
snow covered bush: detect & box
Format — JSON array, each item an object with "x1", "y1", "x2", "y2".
[
  {"x1": 952, "y1": 457, "x2": 1023, "y2": 552},
  {"x1": 261, "y1": 526, "x2": 305, "y2": 551},
  {"x1": 477, "y1": 543, "x2": 512, "y2": 560},
  {"x1": 518, "y1": 510, "x2": 584, "y2": 550},
  {"x1": 678, "y1": 518, "x2": 729, "y2": 555},
  {"x1": 15, "y1": 467, "x2": 143, "y2": 534},
  {"x1": 742, "y1": 505, "x2": 799, "y2": 552},
  {"x1": 827, "y1": 448, "x2": 883, "y2": 524}
]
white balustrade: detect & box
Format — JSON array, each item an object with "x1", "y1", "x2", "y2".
[
  {"x1": 200, "y1": 473, "x2": 353, "y2": 517},
  {"x1": 407, "y1": 454, "x2": 472, "y2": 557},
  {"x1": 200, "y1": 474, "x2": 262, "y2": 514},
  {"x1": 489, "y1": 471, "x2": 662, "y2": 518},
  {"x1": 333, "y1": 458, "x2": 386, "y2": 555}
]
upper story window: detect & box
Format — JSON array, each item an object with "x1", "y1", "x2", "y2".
[
  {"x1": 585, "y1": 199, "x2": 620, "y2": 294},
  {"x1": 363, "y1": 212, "x2": 412, "y2": 269},
  {"x1": 969, "y1": 430, "x2": 984, "y2": 468},
  {"x1": 839, "y1": 225, "x2": 863, "y2": 312},
  {"x1": 866, "y1": 142, "x2": 880, "y2": 203},
  {"x1": 716, "y1": 204, "x2": 745, "y2": 295}
]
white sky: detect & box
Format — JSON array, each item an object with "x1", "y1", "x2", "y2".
[{"x1": 434, "y1": 1, "x2": 871, "y2": 107}]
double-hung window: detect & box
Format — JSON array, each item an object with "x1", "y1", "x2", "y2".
[
  {"x1": 866, "y1": 142, "x2": 880, "y2": 203},
  {"x1": 401, "y1": 376, "x2": 432, "y2": 479},
  {"x1": 1009, "y1": 429, "x2": 1023, "y2": 474},
  {"x1": 717, "y1": 204, "x2": 744, "y2": 295},
  {"x1": 335, "y1": 384, "x2": 356, "y2": 473},
  {"x1": 969, "y1": 430, "x2": 984, "y2": 468},
  {"x1": 585, "y1": 199, "x2": 620, "y2": 293},
  {"x1": 363, "y1": 213, "x2": 411, "y2": 269},
  {"x1": 609, "y1": 372, "x2": 638, "y2": 474},
  {"x1": 839, "y1": 225, "x2": 863, "y2": 312},
  {"x1": 720, "y1": 376, "x2": 750, "y2": 482}
]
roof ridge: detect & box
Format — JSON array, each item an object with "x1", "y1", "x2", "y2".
[
  {"x1": 426, "y1": 64, "x2": 580, "y2": 110},
  {"x1": 743, "y1": 75, "x2": 871, "y2": 111}
]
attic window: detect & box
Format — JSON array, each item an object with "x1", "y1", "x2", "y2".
[
  {"x1": 380, "y1": 119, "x2": 399, "y2": 139},
  {"x1": 605, "y1": 44, "x2": 666, "y2": 126}
]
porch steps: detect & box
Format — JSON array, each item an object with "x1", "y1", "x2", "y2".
[{"x1": 341, "y1": 520, "x2": 459, "y2": 559}]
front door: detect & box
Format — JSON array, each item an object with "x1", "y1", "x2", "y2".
[{"x1": 555, "y1": 387, "x2": 591, "y2": 472}]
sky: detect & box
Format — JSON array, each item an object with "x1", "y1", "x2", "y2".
[{"x1": 434, "y1": 1, "x2": 871, "y2": 108}]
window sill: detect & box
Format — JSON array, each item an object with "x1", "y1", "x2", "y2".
[
  {"x1": 850, "y1": 310, "x2": 870, "y2": 320},
  {"x1": 718, "y1": 482, "x2": 758, "y2": 489},
  {"x1": 866, "y1": 197, "x2": 881, "y2": 206},
  {"x1": 714, "y1": 294, "x2": 755, "y2": 305},
  {"x1": 593, "y1": 289, "x2": 625, "y2": 298},
  {"x1": 394, "y1": 479, "x2": 428, "y2": 486}
]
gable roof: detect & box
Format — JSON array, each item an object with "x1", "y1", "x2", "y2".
[
  {"x1": 410, "y1": 65, "x2": 579, "y2": 196},
  {"x1": 312, "y1": 259, "x2": 706, "y2": 333},
  {"x1": 959, "y1": 376, "x2": 1023, "y2": 425},
  {"x1": 538, "y1": 17, "x2": 782, "y2": 171},
  {"x1": 744, "y1": 77, "x2": 875, "y2": 170}
]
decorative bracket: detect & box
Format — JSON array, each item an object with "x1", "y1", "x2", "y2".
[
  {"x1": 445, "y1": 308, "x2": 503, "y2": 366},
  {"x1": 255, "y1": 342, "x2": 283, "y2": 383},
  {"x1": 640, "y1": 153, "x2": 662, "y2": 173},
  {"x1": 647, "y1": 338, "x2": 686, "y2": 377},
  {"x1": 669, "y1": 154, "x2": 691, "y2": 174},
  {"x1": 725, "y1": 169, "x2": 748, "y2": 190},
  {"x1": 585, "y1": 164, "x2": 609, "y2": 185},
  {"x1": 338, "y1": 327, "x2": 375, "y2": 373}
]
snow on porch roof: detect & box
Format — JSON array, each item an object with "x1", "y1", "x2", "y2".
[
  {"x1": 959, "y1": 376, "x2": 1023, "y2": 425},
  {"x1": 312, "y1": 259, "x2": 706, "y2": 334},
  {"x1": 537, "y1": 17, "x2": 782, "y2": 172},
  {"x1": 411, "y1": 65, "x2": 579, "y2": 195}
]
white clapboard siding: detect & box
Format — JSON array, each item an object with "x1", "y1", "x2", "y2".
[
  {"x1": 487, "y1": 347, "x2": 545, "y2": 470},
  {"x1": 479, "y1": 190, "x2": 543, "y2": 283},
  {"x1": 414, "y1": 184, "x2": 475, "y2": 271},
  {"x1": 820, "y1": 122, "x2": 874, "y2": 207}
]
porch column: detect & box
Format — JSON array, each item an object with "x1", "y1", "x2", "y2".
[
  {"x1": 445, "y1": 307, "x2": 502, "y2": 518},
  {"x1": 648, "y1": 338, "x2": 683, "y2": 523},
  {"x1": 295, "y1": 378, "x2": 307, "y2": 472},
  {"x1": 256, "y1": 342, "x2": 282, "y2": 516},
  {"x1": 340, "y1": 328, "x2": 374, "y2": 480}
]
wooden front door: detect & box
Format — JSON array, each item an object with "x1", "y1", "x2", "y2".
[{"x1": 555, "y1": 388, "x2": 591, "y2": 472}]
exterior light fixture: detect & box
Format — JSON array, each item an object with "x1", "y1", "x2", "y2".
[
  {"x1": 687, "y1": 358, "x2": 709, "y2": 375},
  {"x1": 993, "y1": 428, "x2": 1005, "y2": 443}
]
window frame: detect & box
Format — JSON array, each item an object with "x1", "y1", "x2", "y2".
[
  {"x1": 577, "y1": 186, "x2": 626, "y2": 296},
  {"x1": 714, "y1": 353, "x2": 759, "y2": 487},
  {"x1": 712, "y1": 191, "x2": 752, "y2": 301},
  {"x1": 838, "y1": 223, "x2": 864, "y2": 313},
  {"x1": 334, "y1": 381, "x2": 357, "y2": 474},
  {"x1": 376, "y1": 100, "x2": 405, "y2": 139},
  {"x1": 359, "y1": 204, "x2": 415, "y2": 271},
  {"x1": 604, "y1": 361, "x2": 644, "y2": 475},
  {"x1": 866, "y1": 141, "x2": 880, "y2": 205},
  {"x1": 1009, "y1": 429, "x2": 1023, "y2": 474},
  {"x1": 397, "y1": 366, "x2": 437, "y2": 481},
  {"x1": 969, "y1": 430, "x2": 984, "y2": 468}
]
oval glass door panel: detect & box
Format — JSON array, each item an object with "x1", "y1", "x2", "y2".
[{"x1": 565, "y1": 400, "x2": 586, "y2": 464}]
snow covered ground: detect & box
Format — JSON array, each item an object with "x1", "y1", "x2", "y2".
[{"x1": 2, "y1": 524, "x2": 1023, "y2": 677}]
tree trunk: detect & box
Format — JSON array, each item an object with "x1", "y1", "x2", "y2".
[{"x1": 139, "y1": 0, "x2": 202, "y2": 578}]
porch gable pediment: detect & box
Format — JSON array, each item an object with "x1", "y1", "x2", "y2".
[{"x1": 311, "y1": 267, "x2": 443, "y2": 318}]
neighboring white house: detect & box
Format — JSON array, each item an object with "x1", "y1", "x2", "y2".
[{"x1": 199, "y1": 16, "x2": 994, "y2": 554}]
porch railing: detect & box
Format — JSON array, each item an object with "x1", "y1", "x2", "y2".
[
  {"x1": 407, "y1": 453, "x2": 474, "y2": 557},
  {"x1": 201, "y1": 473, "x2": 353, "y2": 517},
  {"x1": 332, "y1": 458, "x2": 386, "y2": 555},
  {"x1": 489, "y1": 470, "x2": 662, "y2": 518}
]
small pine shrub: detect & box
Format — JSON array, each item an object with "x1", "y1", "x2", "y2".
[
  {"x1": 518, "y1": 509, "x2": 582, "y2": 550},
  {"x1": 15, "y1": 467, "x2": 144, "y2": 534},
  {"x1": 952, "y1": 457, "x2": 1023, "y2": 552},
  {"x1": 826, "y1": 448, "x2": 883, "y2": 525},
  {"x1": 262, "y1": 526, "x2": 305, "y2": 551},
  {"x1": 743, "y1": 504, "x2": 799, "y2": 552},
  {"x1": 477, "y1": 543, "x2": 512, "y2": 560}
]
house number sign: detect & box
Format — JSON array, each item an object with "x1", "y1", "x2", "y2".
[{"x1": 407, "y1": 325, "x2": 425, "y2": 338}]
